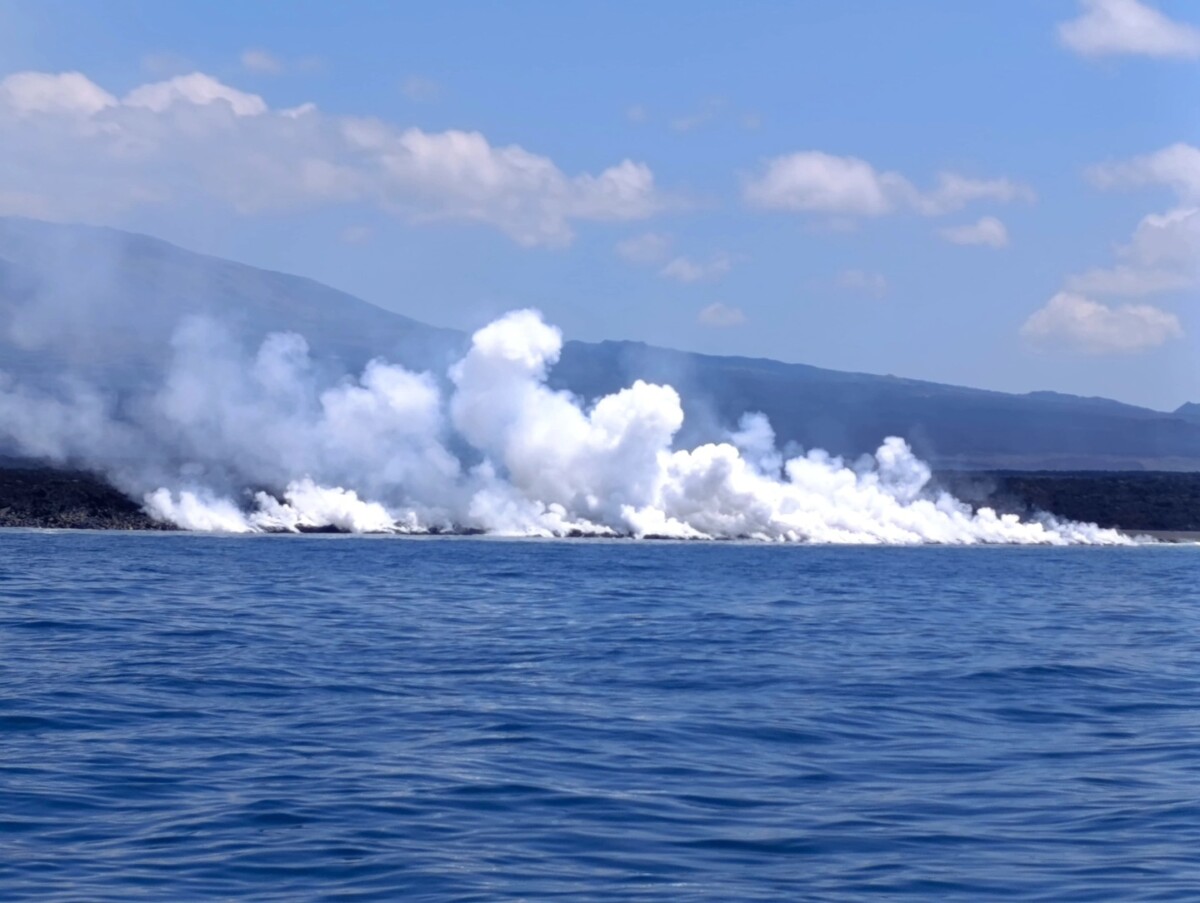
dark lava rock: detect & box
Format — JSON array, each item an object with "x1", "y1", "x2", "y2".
[
  {"x1": 936, "y1": 470, "x2": 1200, "y2": 532},
  {"x1": 0, "y1": 466, "x2": 173, "y2": 530}
]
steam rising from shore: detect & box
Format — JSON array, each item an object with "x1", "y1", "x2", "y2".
[{"x1": 0, "y1": 309, "x2": 1131, "y2": 543}]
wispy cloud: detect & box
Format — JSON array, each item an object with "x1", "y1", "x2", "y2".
[
  {"x1": 615, "y1": 232, "x2": 671, "y2": 263},
  {"x1": 697, "y1": 302, "x2": 746, "y2": 328},
  {"x1": 241, "y1": 48, "x2": 283, "y2": 75},
  {"x1": 239, "y1": 49, "x2": 322, "y2": 76},
  {"x1": 939, "y1": 216, "x2": 1009, "y2": 248},
  {"x1": 615, "y1": 233, "x2": 734, "y2": 282},
  {"x1": 835, "y1": 269, "x2": 888, "y2": 298},
  {"x1": 1058, "y1": 0, "x2": 1200, "y2": 59},
  {"x1": 744, "y1": 151, "x2": 1033, "y2": 220},
  {"x1": 400, "y1": 76, "x2": 441, "y2": 102},
  {"x1": 660, "y1": 254, "x2": 734, "y2": 284},
  {"x1": 671, "y1": 97, "x2": 727, "y2": 132}
]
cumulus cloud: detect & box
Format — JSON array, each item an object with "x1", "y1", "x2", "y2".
[
  {"x1": 697, "y1": 302, "x2": 746, "y2": 327},
  {"x1": 939, "y1": 216, "x2": 1009, "y2": 248},
  {"x1": 1069, "y1": 147, "x2": 1200, "y2": 297},
  {"x1": 1127, "y1": 205, "x2": 1200, "y2": 262},
  {"x1": 0, "y1": 69, "x2": 664, "y2": 246},
  {"x1": 743, "y1": 151, "x2": 1032, "y2": 219},
  {"x1": 1058, "y1": 0, "x2": 1200, "y2": 59},
  {"x1": 744, "y1": 152, "x2": 900, "y2": 216},
  {"x1": 836, "y1": 269, "x2": 888, "y2": 298},
  {"x1": 1021, "y1": 291, "x2": 1182, "y2": 353},
  {"x1": 1067, "y1": 206, "x2": 1200, "y2": 296},
  {"x1": 0, "y1": 71, "x2": 116, "y2": 115},
  {"x1": 1089, "y1": 143, "x2": 1200, "y2": 201},
  {"x1": 124, "y1": 72, "x2": 268, "y2": 115}
]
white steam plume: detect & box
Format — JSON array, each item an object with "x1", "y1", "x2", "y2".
[{"x1": 0, "y1": 309, "x2": 1133, "y2": 544}]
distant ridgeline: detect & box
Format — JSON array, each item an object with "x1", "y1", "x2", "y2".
[{"x1": 1, "y1": 215, "x2": 1199, "y2": 471}]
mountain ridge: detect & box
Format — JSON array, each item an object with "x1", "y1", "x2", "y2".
[{"x1": 1, "y1": 216, "x2": 1198, "y2": 470}]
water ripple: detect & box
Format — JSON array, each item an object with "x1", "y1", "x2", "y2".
[{"x1": 1, "y1": 533, "x2": 1198, "y2": 900}]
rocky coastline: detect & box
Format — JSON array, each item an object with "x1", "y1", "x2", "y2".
[{"x1": 0, "y1": 464, "x2": 1197, "y2": 536}]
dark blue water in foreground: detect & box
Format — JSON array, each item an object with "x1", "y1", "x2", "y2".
[{"x1": 2, "y1": 534, "x2": 1200, "y2": 901}]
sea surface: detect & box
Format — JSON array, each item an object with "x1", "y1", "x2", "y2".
[{"x1": 2, "y1": 532, "x2": 1199, "y2": 901}]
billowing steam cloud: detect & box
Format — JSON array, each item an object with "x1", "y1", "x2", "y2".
[{"x1": 0, "y1": 308, "x2": 1131, "y2": 544}]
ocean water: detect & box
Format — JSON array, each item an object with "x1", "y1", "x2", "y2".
[{"x1": 2, "y1": 533, "x2": 1199, "y2": 901}]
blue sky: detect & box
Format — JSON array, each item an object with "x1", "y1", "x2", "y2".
[{"x1": 1, "y1": 0, "x2": 1198, "y2": 409}]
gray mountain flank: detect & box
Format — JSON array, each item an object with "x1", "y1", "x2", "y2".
[{"x1": 1, "y1": 215, "x2": 1198, "y2": 471}]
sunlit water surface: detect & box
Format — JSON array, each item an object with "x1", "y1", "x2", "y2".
[{"x1": 2, "y1": 532, "x2": 1199, "y2": 901}]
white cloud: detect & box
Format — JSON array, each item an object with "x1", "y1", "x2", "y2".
[
  {"x1": 400, "y1": 76, "x2": 441, "y2": 102},
  {"x1": 660, "y1": 254, "x2": 733, "y2": 283},
  {"x1": 241, "y1": 49, "x2": 283, "y2": 75},
  {"x1": 1076, "y1": 146, "x2": 1200, "y2": 295},
  {"x1": 1065, "y1": 206, "x2": 1200, "y2": 295},
  {"x1": 744, "y1": 152, "x2": 902, "y2": 216},
  {"x1": 0, "y1": 71, "x2": 116, "y2": 115},
  {"x1": 914, "y1": 174, "x2": 1034, "y2": 216},
  {"x1": 626, "y1": 104, "x2": 648, "y2": 124},
  {"x1": 743, "y1": 151, "x2": 1032, "y2": 219},
  {"x1": 615, "y1": 233, "x2": 732, "y2": 282},
  {"x1": 939, "y1": 215, "x2": 1009, "y2": 248},
  {"x1": 835, "y1": 269, "x2": 888, "y2": 298},
  {"x1": 1021, "y1": 291, "x2": 1182, "y2": 353},
  {"x1": 1058, "y1": 0, "x2": 1200, "y2": 59},
  {"x1": 697, "y1": 302, "x2": 746, "y2": 327},
  {"x1": 0, "y1": 69, "x2": 665, "y2": 246},
  {"x1": 615, "y1": 231, "x2": 671, "y2": 263},
  {"x1": 1126, "y1": 205, "x2": 1200, "y2": 263},
  {"x1": 239, "y1": 49, "x2": 322, "y2": 76},
  {"x1": 124, "y1": 72, "x2": 268, "y2": 115},
  {"x1": 1089, "y1": 143, "x2": 1200, "y2": 201}
]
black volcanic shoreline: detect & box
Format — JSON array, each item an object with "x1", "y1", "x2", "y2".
[
  {"x1": 934, "y1": 471, "x2": 1200, "y2": 533},
  {"x1": 0, "y1": 465, "x2": 1198, "y2": 534},
  {"x1": 0, "y1": 466, "x2": 173, "y2": 531}
]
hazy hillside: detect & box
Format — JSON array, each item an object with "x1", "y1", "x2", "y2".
[
  {"x1": 0, "y1": 217, "x2": 463, "y2": 389},
  {"x1": 1, "y1": 216, "x2": 1198, "y2": 470}
]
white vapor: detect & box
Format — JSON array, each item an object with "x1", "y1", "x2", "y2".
[{"x1": 0, "y1": 308, "x2": 1133, "y2": 544}]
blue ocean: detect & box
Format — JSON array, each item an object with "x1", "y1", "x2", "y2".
[{"x1": 3, "y1": 532, "x2": 1199, "y2": 901}]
